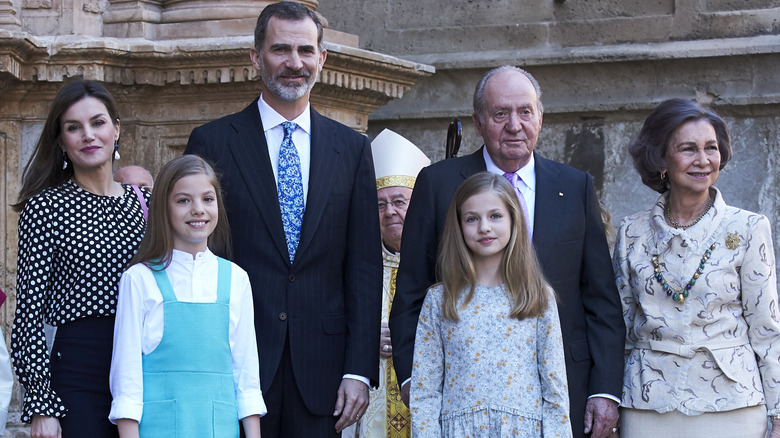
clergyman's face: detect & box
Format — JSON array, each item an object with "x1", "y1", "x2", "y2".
[{"x1": 377, "y1": 186, "x2": 412, "y2": 253}]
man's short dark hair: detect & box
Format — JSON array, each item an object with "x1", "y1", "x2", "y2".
[{"x1": 254, "y1": 1, "x2": 323, "y2": 51}]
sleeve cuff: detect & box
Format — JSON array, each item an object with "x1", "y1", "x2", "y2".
[
  {"x1": 588, "y1": 393, "x2": 621, "y2": 404},
  {"x1": 237, "y1": 389, "x2": 267, "y2": 419},
  {"x1": 21, "y1": 385, "x2": 66, "y2": 422},
  {"x1": 108, "y1": 396, "x2": 144, "y2": 424},
  {"x1": 342, "y1": 374, "x2": 370, "y2": 387}
]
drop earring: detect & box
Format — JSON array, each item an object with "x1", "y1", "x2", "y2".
[
  {"x1": 113, "y1": 141, "x2": 120, "y2": 160},
  {"x1": 62, "y1": 151, "x2": 68, "y2": 169}
]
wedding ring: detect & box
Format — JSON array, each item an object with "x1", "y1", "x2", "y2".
[
  {"x1": 383, "y1": 344, "x2": 391, "y2": 352},
  {"x1": 612, "y1": 427, "x2": 618, "y2": 434}
]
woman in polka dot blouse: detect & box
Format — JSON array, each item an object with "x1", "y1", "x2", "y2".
[{"x1": 11, "y1": 80, "x2": 149, "y2": 438}]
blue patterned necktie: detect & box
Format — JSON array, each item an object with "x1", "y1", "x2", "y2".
[
  {"x1": 278, "y1": 121, "x2": 304, "y2": 262},
  {"x1": 502, "y1": 172, "x2": 532, "y2": 241}
]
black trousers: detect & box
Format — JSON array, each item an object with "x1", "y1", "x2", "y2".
[
  {"x1": 50, "y1": 316, "x2": 119, "y2": 438},
  {"x1": 259, "y1": 335, "x2": 340, "y2": 438}
]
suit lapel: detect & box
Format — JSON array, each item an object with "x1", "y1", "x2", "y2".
[
  {"x1": 460, "y1": 147, "x2": 488, "y2": 179},
  {"x1": 225, "y1": 100, "x2": 290, "y2": 262},
  {"x1": 531, "y1": 153, "x2": 565, "y2": 266},
  {"x1": 295, "y1": 110, "x2": 339, "y2": 259}
]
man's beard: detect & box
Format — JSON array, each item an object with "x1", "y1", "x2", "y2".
[{"x1": 260, "y1": 64, "x2": 318, "y2": 102}]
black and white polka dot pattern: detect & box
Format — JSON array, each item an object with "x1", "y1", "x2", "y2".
[{"x1": 12, "y1": 180, "x2": 149, "y2": 422}]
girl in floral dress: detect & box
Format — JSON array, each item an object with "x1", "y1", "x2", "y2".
[{"x1": 410, "y1": 172, "x2": 571, "y2": 438}]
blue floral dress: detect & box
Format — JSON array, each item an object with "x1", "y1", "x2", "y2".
[{"x1": 410, "y1": 284, "x2": 571, "y2": 438}]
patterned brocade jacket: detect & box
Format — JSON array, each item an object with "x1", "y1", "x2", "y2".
[{"x1": 613, "y1": 188, "x2": 780, "y2": 416}]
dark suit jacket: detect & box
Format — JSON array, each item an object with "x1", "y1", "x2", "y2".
[
  {"x1": 390, "y1": 148, "x2": 624, "y2": 438},
  {"x1": 185, "y1": 99, "x2": 382, "y2": 416}
]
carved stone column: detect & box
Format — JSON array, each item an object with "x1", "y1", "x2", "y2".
[{"x1": 0, "y1": 0, "x2": 20, "y2": 30}]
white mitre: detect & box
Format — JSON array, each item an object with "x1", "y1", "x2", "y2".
[{"x1": 371, "y1": 129, "x2": 431, "y2": 190}]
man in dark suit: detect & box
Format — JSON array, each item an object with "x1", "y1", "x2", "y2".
[
  {"x1": 390, "y1": 66, "x2": 624, "y2": 438},
  {"x1": 184, "y1": 2, "x2": 382, "y2": 436}
]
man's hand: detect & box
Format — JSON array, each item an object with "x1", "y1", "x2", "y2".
[
  {"x1": 333, "y1": 378, "x2": 369, "y2": 433},
  {"x1": 400, "y1": 380, "x2": 410, "y2": 407},
  {"x1": 380, "y1": 322, "x2": 392, "y2": 358},
  {"x1": 583, "y1": 397, "x2": 619, "y2": 438}
]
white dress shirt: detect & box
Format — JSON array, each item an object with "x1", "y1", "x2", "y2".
[
  {"x1": 483, "y1": 147, "x2": 536, "y2": 234},
  {"x1": 258, "y1": 94, "x2": 312, "y2": 205},
  {"x1": 109, "y1": 249, "x2": 266, "y2": 423}
]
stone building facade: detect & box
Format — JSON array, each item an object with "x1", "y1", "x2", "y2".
[
  {"x1": 0, "y1": 0, "x2": 779, "y2": 435},
  {"x1": 321, "y1": 0, "x2": 780, "y2": 280}
]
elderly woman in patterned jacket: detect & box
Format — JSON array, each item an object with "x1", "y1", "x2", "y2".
[
  {"x1": 11, "y1": 80, "x2": 149, "y2": 438},
  {"x1": 613, "y1": 98, "x2": 780, "y2": 438}
]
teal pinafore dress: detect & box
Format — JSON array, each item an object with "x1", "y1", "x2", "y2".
[{"x1": 139, "y1": 258, "x2": 239, "y2": 437}]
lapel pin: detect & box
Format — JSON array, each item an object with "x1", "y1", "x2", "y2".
[{"x1": 558, "y1": 192, "x2": 563, "y2": 197}]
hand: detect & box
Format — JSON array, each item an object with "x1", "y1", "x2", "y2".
[
  {"x1": 31, "y1": 415, "x2": 62, "y2": 438},
  {"x1": 333, "y1": 378, "x2": 369, "y2": 433},
  {"x1": 116, "y1": 418, "x2": 140, "y2": 438},
  {"x1": 380, "y1": 323, "x2": 392, "y2": 358},
  {"x1": 770, "y1": 418, "x2": 780, "y2": 438},
  {"x1": 583, "y1": 397, "x2": 619, "y2": 438},
  {"x1": 400, "y1": 380, "x2": 410, "y2": 407}
]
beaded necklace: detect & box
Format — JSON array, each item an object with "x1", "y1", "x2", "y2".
[
  {"x1": 665, "y1": 198, "x2": 713, "y2": 230},
  {"x1": 651, "y1": 243, "x2": 716, "y2": 303}
]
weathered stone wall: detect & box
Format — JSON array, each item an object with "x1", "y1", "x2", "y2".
[
  {"x1": 320, "y1": 0, "x2": 780, "y2": 283},
  {"x1": 321, "y1": 0, "x2": 780, "y2": 56}
]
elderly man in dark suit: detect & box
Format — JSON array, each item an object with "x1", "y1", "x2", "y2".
[
  {"x1": 390, "y1": 66, "x2": 624, "y2": 438},
  {"x1": 184, "y1": 2, "x2": 382, "y2": 437}
]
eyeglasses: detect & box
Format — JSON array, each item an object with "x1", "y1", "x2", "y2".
[{"x1": 378, "y1": 198, "x2": 409, "y2": 211}]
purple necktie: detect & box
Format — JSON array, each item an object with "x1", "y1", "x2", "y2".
[{"x1": 502, "y1": 172, "x2": 532, "y2": 241}]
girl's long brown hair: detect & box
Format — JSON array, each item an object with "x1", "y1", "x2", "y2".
[
  {"x1": 129, "y1": 155, "x2": 232, "y2": 270},
  {"x1": 438, "y1": 172, "x2": 552, "y2": 321}
]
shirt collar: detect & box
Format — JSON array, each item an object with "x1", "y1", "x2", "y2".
[
  {"x1": 257, "y1": 94, "x2": 312, "y2": 135},
  {"x1": 171, "y1": 247, "x2": 214, "y2": 264},
  {"x1": 482, "y1": 147, "x2": 536, "y2": 191}
]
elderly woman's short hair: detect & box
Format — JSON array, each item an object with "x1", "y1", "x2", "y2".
[{"x1": 629, "y1": 98, "x2": 732, "y2": 194}]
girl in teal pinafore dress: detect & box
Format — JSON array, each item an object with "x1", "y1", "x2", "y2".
[{"x1": 109, "y1": 156, "x2": 265, "y2": 437}]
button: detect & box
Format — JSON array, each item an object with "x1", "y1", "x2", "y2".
[
  {"x1": 288, "y1": 274, "x2": 295, "y2": 282},
  {"x1": 278, "y1": 312, "x2": 287, "y2": 321}
]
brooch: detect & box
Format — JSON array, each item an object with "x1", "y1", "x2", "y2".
[{"x1": 725, "y1": 232, "x2": 740, "y2": 250}]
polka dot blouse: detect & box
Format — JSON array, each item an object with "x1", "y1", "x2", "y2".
[{"x1": 12, "y1": 180, "x2": 149, "y2": 422}]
